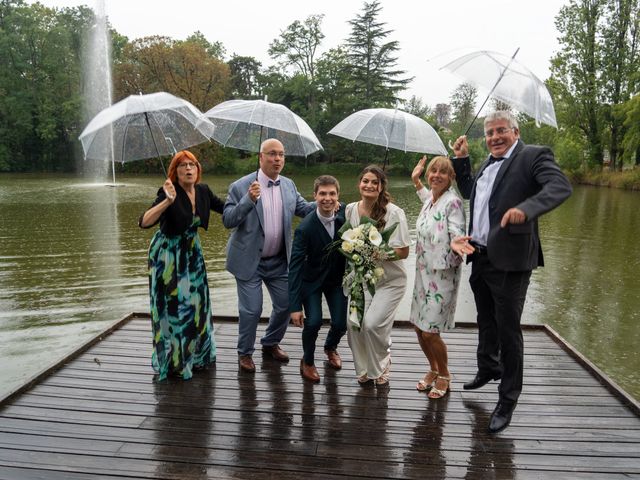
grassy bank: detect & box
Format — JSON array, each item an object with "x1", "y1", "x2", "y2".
[{"x1": 568, "y1": 167, "x2": 640, "y2": 190}]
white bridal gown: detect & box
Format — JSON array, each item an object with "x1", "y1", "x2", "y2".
[{"x1": 345, "y1": 202, "x2": 411, "y2": 381}]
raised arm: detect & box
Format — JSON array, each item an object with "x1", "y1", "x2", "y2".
[
  {"x1": 139, "y1": 179, "x2": 175, "y2": 228},
  {"x1": 451, "y1": 135, "x2": 474, "y2": 199},
  {"x1": 222, "y1": 180, "x2": 260, "y2": 229}
]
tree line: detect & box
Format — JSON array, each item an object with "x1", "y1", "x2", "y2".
[{"x1": 0, "y1": 0, "x2": 638, "y2": 174}]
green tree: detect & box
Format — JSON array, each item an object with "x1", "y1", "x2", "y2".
[
  {"x1": 434, "y1": 103, "x2": 451, "y2": 129},
  {"x1": 268, "y1": 14, "x2": 324, "y2": 81},
  {"x1": 622, "y1": 94, "x2": 640, "y2": 165},
  {"x1": 114, "y1": 35, "x2": 231, "y2": 112},
  {"x1": 0, "y1": 0, "x2": 93, "y2": 171},
  {"x1": 344, "y1": 0, "x2": 412, "y2": 109},
  {"x1": 404, "y1": 95, "x2": 433, "y2": 120},
  {"x1": 550, "y1": 0, "x2": 604, "y2": 167},
  {"x1": 228, "y1": 55, "x2": 262, "y2": 98},
  {"x1": 450, "y1": 82, "x2": 479, "y2": 135},
  {"x1": 599, "y1": 0, "x2": 639, "y2": 168}
]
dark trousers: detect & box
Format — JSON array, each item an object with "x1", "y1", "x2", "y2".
[
  {"x1": 469, "y1": 254, "x2": 531, "y2": 404},
  {"x1": 302, "y1": 284, "x2": 347, "y2": 365}
]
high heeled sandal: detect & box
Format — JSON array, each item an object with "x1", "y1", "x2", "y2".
[
  {"x1": 416, "y1": 370, "x2": 439, "y2": 392},
  {"x1": 428, "y1": 375, "x2": 451, "y2": 399}
]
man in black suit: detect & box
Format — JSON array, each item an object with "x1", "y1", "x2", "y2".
[
  {"x1": 289, "y1": 175, "x2": 348, "y2": 383},
  {"x1": 450, "y1": 111, "x2": 572, "y2": 433}
]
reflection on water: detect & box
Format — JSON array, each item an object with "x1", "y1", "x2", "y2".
[{"x1": 0, "y1": 174, "x2": 638, "y2": 400}]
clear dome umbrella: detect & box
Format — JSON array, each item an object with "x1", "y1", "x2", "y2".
[
  {"x1": 328, "y1": 107, "x2": 447, "y2": 168},
  {"x1": 441, "y1": 48, "x2": 558, "y2": 133},
  {"x1": 204, "y1": 98, "x2": 323, "y2": 157},
  {"x1": 79, "y1": 92, "x2": 214, "y2": 179}
]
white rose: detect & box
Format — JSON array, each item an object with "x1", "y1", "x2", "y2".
[
  {"x1": 374, "y1": 267, "x2": 385, "y2": 279},
  {"x1": 342, "y1": 241, "x2": 354, "y2": 253}
]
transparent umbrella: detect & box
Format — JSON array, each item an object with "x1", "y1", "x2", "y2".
[
  {"x1": 441, "y1": 48, "x2": 558, "y2": 131},
  {"x1": 328, "y1": 107, "x2": 447, "y2": 167},
  {"x1": 204, "y1": 99, "x2": 322, "y2": 157},
  {"x1": 79, "y1": 92, "x2": 215, "y2": 178}
]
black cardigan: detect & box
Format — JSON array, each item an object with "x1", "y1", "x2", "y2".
[{"x1": 139, "y1": 182, "x2": 225, "y2": 237}]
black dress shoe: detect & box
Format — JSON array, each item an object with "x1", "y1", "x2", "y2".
[
  {"x1": 488, "y1": 401, "x2": 516, "y2": 434},
  {"x1": 463, "y1": 372, "x2": 501, "y2": 390}
]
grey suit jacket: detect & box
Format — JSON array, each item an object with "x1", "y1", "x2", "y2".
[
  {"x1": 223, "y1": 171, "x2": 314, "y2": 281},
  {"x1": 453, "y1": 140, "x2": 572, "y2": 272}
]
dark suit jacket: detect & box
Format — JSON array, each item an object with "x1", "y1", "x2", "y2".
[
  {"x1": 288, "y1": 204, "x2": 347, "y2": 312},
  {"x1": 452, "y1": 140, "x2": 572, "y2": 271},
  {"x1": 139, "y1": 183, "x2": 225, "y2": 236}
]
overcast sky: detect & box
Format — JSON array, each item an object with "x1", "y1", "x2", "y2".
[{"x1": 34, "y1": 0, "x2": 567, "y2": 107}]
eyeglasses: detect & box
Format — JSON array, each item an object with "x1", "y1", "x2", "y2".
[
  {"x1": 262, "y1": 151, "x2": 285, "y2": 159},
  {"x1": 178, "y1": 162, "x2": 197, "y2": 169},
  {"x1": 484, "y1": 127, "x2": 514, "y2": 137}
]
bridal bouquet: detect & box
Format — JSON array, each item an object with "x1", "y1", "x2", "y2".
[{"x1": 336, "y1": 216, "x2": 398, "y2": 330}]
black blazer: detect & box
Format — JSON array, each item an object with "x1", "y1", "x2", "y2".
[
  {"x1": 453, "y1": 140, "x2": 572, "y2": 271},
  {"x1": 139, "y1": 182, "x2": 225, "y2": 237},
  {"x1": 288, "y1": 204, "x2": 346, "y2": 312}
]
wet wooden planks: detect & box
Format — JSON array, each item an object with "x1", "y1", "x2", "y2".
[{"x1": 0, "y1": 315, "x2": 639, "y2": 479}]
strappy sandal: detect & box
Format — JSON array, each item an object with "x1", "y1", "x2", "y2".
[
  {"x1": 375, "y1": 361, "x2": 391, "y2": 386},
  {"x1": 357, "y1": 374, "x2": 372, "y2": 385},
  {"x1": 428, "y1": 375, "x2": 451, "y2": 399},
  {"x1": 416, "y1": 370, "x2": 439, "y2": 392}
]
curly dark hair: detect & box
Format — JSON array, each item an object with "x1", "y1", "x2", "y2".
[{"x1": 359, "y1": 165, "x2": 392, "y2": 229}]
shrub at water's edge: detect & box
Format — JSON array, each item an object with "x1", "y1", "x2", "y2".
[{"x1": 568, "y1": 168, "x2": 640, "y2": 190}]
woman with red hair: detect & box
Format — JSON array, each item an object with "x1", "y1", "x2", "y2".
[{"x1": 139, "y1": 150, "x2": 225, "y2": 381}]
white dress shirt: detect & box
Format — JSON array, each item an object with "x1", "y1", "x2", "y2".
[{"x1": 471, "y1": 141, "x2": 518, "y2": 246}]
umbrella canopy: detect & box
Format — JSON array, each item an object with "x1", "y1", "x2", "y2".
[
  {"x1": 328, "y1": 108, "x2": 447, "y2": 156},
  {"x1": 441, "y1": 49, "x2": 557, "y2": 128},
  {"x1": 204, "y1": 99, "x2": 322, "y2": 157},
  {"x1": 79, "y1": 92, "x2": 215, "y2": 164}
]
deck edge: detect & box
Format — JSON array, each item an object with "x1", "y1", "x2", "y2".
[
  {"x1": 543, "y1": 323, "x2": 640, "y2": 416},
  {"x1": 0, "y1": 313, "x2": 138, "y2": 407}
]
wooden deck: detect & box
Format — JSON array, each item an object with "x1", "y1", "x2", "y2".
[{"x1": 0, "y1": 314, "x2": 639, "y2": 479}]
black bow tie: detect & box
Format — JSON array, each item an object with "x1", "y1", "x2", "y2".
[
  {"x1": 267, "y1": 180, "x2": 281, "y2": 188},
  {"x1": 487, "y1": 155, "x2": 504, "y2": 165}
]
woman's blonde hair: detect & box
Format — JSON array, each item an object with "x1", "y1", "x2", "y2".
[{"x1": 425, "y1": 156, "x2": 455, "y2": 189}]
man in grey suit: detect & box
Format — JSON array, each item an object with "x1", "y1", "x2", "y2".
[
  {"x1": 450, "y1": 111, "x2": 572, "y2": 433},
  {"x1": 223, "y1": 138, "x2": 314, "y2": 373}
]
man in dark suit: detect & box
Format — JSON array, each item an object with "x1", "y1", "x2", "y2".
[
  {"x1": 289, "y1": 175, "x2": 348, "y2": 383},
  {"x1": 450, "y1": 111, "x2": 572, "y2": 433}
]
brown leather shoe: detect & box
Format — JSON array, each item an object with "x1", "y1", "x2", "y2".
[
  {"x1": 325, "y1": 349, "x2": 342, "y2": 370},
  {"x1": 238, "y1": 355, "x2": 255, "y2": 373},
  {"x1": 262, "y1": 344, "x2": 289, "y2": 362},
  {"x1": 300, "y1": 360, "x2": 320, "y2": 383}
]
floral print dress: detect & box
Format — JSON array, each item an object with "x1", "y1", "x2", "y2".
[{"x1": 410, "y1": 188, "x2": 466, "y2": 333}]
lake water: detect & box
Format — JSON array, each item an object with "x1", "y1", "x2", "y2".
[{"x1": 0, "y1": 174, "x2": 638, "y2": 400}]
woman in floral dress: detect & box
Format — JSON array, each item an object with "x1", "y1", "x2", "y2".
[
  {"x1": 345, "y1": 165, "x2": 411, "y2": 386},
  {"x1": 139, "y1": 150, "x2": 224, "y2": 381},
  {"x1": 410, "y1": 156, "x2": 466, "y2": 398}
]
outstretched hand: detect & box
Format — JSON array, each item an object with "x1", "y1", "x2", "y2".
[
  {"x1": 451, "y1": 235, "x2": 475, "y2": 256},
  {"x1": 412, "y1": 155, "x2": 427, "y2": 184}
]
